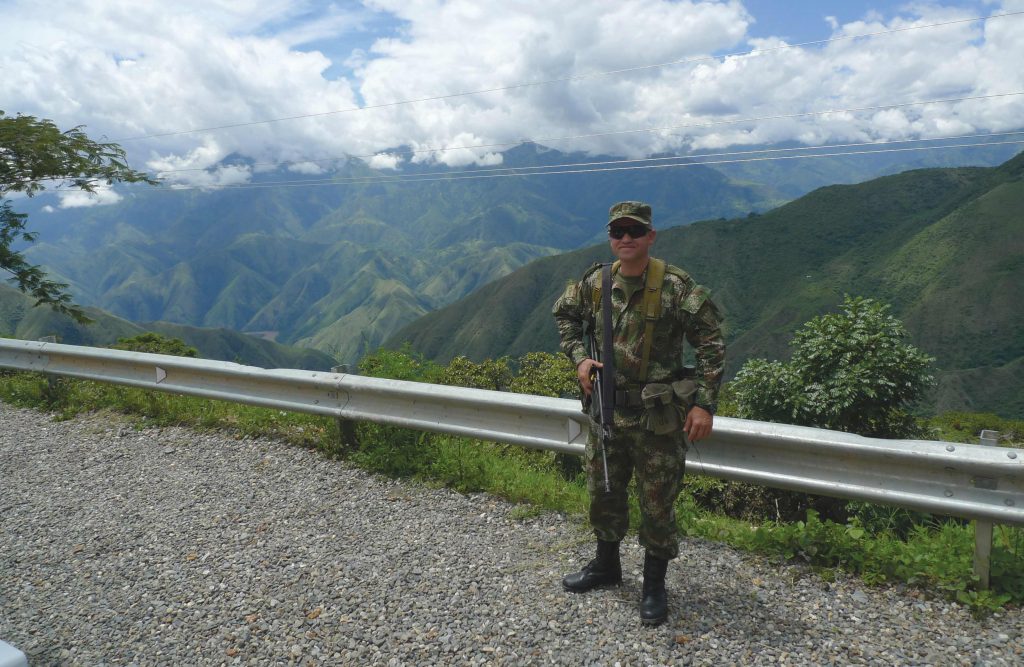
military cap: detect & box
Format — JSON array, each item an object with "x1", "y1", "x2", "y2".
[{"x1": 608, "y1": 200, "x2": 653, "y2": 227}]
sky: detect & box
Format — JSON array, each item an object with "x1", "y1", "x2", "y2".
[{"x1": 2, "y1": 0, "x2": 1023, "y2": 205}]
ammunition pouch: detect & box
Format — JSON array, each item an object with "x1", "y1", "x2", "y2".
[
  {"x1": 672, "y1": 378, "x2": 698, "y2": 409},
  {"x1": 641, "y1": 378, "x2": 699, "y2": 435},
  {"x1": 641, "y1": 383, "x2": 681, "y2": 435}
]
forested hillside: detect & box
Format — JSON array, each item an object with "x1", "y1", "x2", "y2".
[
  {"x1": 387, "y1": 151, "x2": 1024, "y2": 416},
  {"x1": 16, "y1": 145, "x2": 779, "y2": 363},
  {"x1": 0, "y1": 285, "x2": 336, "y2": 370}
]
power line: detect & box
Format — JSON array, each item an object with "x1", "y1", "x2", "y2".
[
  {"x1": 149, "y1": 90, "x2": 1024, "y2": 177},
  {"x1": 151, "y1": 130, "x2": 1024, "y2": 189},
  {"x1": 114, "y1": 10, "x2": 1024, "y2": 143},
  {"x1": 142, "y1": 138, "x2": 1024, "y2": 192}
]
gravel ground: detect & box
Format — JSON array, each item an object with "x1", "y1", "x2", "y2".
[{"x1": 1, "y1": 401, "x2": 1022, "y2": 666}]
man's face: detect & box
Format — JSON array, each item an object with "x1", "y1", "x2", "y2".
[{"x1": 608, "y1": 219, "x2": 656, "y2": 262}]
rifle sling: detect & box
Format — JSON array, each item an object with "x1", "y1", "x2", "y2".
[
  {"x1": 592, "y1": 258, "x2": 666, "y2": 384},
  {"x1": 639, "y1": 258, "x2": 666, "y2": 382}
]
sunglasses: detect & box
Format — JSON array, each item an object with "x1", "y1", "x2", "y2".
[{"x1": 608, "y1": 224, "x2": 649, "y2": 240}]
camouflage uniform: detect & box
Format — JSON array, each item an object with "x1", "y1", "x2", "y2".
[{"x1": 552, "y1": 260, "x2": 725, "y2": 560}]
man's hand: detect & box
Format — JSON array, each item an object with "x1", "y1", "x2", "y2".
[
  {"x1": 576, "y1": 358, "x2": 603, "y2": 396},
  {"x1": 683, "y1": 405, "x2": 713, "y2": 442}
]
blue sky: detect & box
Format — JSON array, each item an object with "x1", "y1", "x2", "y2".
[
  {"x1": 1, "y1": 0, "x2": 1021, "y2": 197},
  {"x1": 294, "y1": 2, "x2": 1000, "y2": 84},
  {"x1": 740, "y1": 1, "x2": 945, "y2": 41}
]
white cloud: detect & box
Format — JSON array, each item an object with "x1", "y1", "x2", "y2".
[
  {"x1": 41, "y1": 205, "x2": 55, "y2": 213},
  {"x1": 58, "y1": 186, "x2": 123, "y2": 208},
  {"x1": 1, "y1": 0, "x2": 1021, "y2": 180},
  {"x1": 164, "y1": 165, "x2": 254, "y2": 189},
  {"x1": 147, "y1": 139, "x2": 228, "y2": 173},
  {"x1": 287, "y1": 161, "x2": 327, "y2": 175},
  {"x1": 367, "y1": 153, "x2": 404, "y2": 170}
]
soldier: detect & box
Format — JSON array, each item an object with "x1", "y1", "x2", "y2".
[{"x1": 552, "y1": 200, "x2": 725, "y2": 626}]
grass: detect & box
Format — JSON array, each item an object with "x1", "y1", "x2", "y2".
[{"x1": 1, "y1": 368, "x2": 1020, "y2": 616}]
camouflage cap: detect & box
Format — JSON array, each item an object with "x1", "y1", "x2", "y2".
[{"x1": 608, "y1": 201, "x2": 653, "y2": 227}]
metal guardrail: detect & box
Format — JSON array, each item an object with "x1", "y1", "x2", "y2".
[
  {"x1": 0, "y1": 339, "x2": 585, "y2": 454},
  {"x1": 1, "y1": 338, "x2": 1021, "y2": 530}
]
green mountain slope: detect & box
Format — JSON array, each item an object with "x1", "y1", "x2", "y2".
[
  {"x1": 709, "y1": 142, "x2": 1022, "y2": 199},
  {"x1": 386, "y1": 151, "x2": 1024, "y2": 416},
  {"x1": 16, "y1": 145, "x2": 779, "y2": 362},
  {"x1": 0, "y1": 285, "x2": 336, "y2": 370}
]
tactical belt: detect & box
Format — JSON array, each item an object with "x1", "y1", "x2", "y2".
[
  {"x1": 614, "y1": 387, "x2": 645, "y2": 408},
  {"x1": 614, "y1": 366, "x2": 697, "y2": 409}
]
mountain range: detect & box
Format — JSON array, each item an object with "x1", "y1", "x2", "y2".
[
  {"x1": 386, "y1": 151, "x2": 1024, "y2": 417},
  {"x1": 0, "y1": 284, "x2": 336, "y2": 370},
  {"x1": 14, "y1": 141, "x2": 1018, "y2": 365}
]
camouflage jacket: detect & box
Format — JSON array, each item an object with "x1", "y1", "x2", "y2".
[{"x1": 551, "y1": 258, "x2": 726, "y2": 410}]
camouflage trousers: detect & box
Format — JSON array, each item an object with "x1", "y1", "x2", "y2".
[{"x1": 586, "y1": 413, "x2": 688, "y2": 560}]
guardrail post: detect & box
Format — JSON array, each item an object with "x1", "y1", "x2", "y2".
[
  {"x1": 37, "y1": 335, "x2": 59, "y2": 396},
  {"x1": 973, "y1": 429, "x2": 1000, "y2": 590},
  {"x1": 331, "y1": 365, "x2": 359, "y2": 454}
]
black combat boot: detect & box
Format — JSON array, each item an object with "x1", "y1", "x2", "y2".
[
  {"x1": 640, "y1": 552, "x2": 669, "y2": 626},
  {"x1": 562, "y1": 540, "x2": 621, "y2": 592}
]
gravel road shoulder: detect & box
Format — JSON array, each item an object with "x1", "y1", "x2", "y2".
[{"x1": 1, "y1": 401, "x2": 1021, "y2": 666}]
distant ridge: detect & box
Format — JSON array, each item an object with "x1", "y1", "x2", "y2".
[
  {"x1": 0, "y1": 284, "x2": 336, "y2": 370},
  {"x1": 386, "y1": 150, "x2": 1024, "y2": 417}
]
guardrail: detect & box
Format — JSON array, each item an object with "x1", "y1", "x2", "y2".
[{"x1": 2, "y1": 339, "x2": 1022, "y2": 584}]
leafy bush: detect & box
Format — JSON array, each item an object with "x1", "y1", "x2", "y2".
[
  {"x1": 354, "y1": 346, "x2": 442, "y2": 476},
  {"x1": 440, "y1": 356, "x2": 513, "y2": 391},
  {"x1": 927, "y1": 412, "x2": 1023, "y2": 445},
  {"x1": 732, "y1": 295, "x2": 934, "y2": 438},
  {"x1": 358, "y1": 344, "x2": 441, "y2": 383},
  {"x1": 509, "y1": 351, "x2": 583, "y2": 479},
  {"x1": 509, "y1": 352, "x2": 579, "y2": 398},
  {"x1": 110, "y1": 332, "x2": 198, "y2": 358},
  {"x1": 715, "y1": 296, "x2": 939, "y2": 526}
]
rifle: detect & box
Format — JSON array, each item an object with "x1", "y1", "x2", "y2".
[
  {"x1": 587, "y1": 262, "x2": 616, "y2": 493},
  {"x1": 587, "y1": 332, "x2": 612, "y2": 493}
]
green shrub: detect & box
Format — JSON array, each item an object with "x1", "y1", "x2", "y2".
[
  {"x1": 926, "y1": 412, "x2": 1023, "y2": 445},
  {"x1": 733, "y1": 296, "x2": 934, "y2": 438},
  {"x1": 440, "y1": 356, "x2": 512, "y2": 391},
  {"x1": 713, "y1": 297, "x2": 939, "y2": 527},
  {"x1": 358, "y1": 345, "x2": 441, "y2": 383},
  {"x1": 509, "y1": 352, "x2": 579, "y2": 398},
  {"x1": 110, "y1": 332, "x2": 198, "y2": 358}
]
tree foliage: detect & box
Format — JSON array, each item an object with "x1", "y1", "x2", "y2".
[
  {"x1": 508, "y1": 351, "x2": 579, "y2": 398},
  {"x1": 440, "y1": 355, "x2": 513, "y2": 391},
  {"x1": 732, "y1": 296, "x2": 935, "y2": 438},
  {"x1": 0, "y1": 110, "x2": 155, "y2": 322},
  {"x1": 110, "y1": 333, "x2": 198, "y2": 358}
]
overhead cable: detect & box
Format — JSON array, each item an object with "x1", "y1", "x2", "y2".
[
  {"x1": 113, "y1": 10, "x2": 1024, "y2": 142},
  {"x1": 151, "y1": 130, "x2": 1024, "y2": 189},
  {"x1": 140, "y1": 138, "x2": 1024, "y2": 192},
  {"x1": 22, "y1": 94, "x2": 1024, "y2": 190},
  {"x1": 145, "y1": 90, "x2": 1024, "y2": 176}
]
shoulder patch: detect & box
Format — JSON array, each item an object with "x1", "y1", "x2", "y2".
[
  {"x1": 664, "y1": 264, "x2": 692, "y2": 284},
  {"x1": 580, "y1": 262, "x2": 604, "y2": 284},
  {"x1": 680, "y1": 284, "x2": 711, "y2": 314}
]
